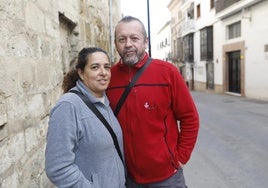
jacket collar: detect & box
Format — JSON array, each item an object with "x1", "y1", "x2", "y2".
[{"x1": 74, "y1": 80, "x2": 109, "y2": 105}]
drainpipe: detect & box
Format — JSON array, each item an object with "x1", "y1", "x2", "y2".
[
  {"x1": 109, "y1": 0, "x2": 114, "y2": 63},
  {"x1": 147, "y1": 0, "x2": 151, "y2": 57}
]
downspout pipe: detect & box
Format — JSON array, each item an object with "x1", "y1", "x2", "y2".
[
  {"x1": 147, "y1": 0, "x2": 151, "y2": 57},
  {"x1": 109, "y1": 0, "x2": 114, "y2": 63}
]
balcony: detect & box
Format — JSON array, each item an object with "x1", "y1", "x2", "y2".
[
  {"x1": 216, "y1": 0, "x2": 263, "y2": 20},
  {"x1": 181, "y1": 19, "x2": 195, "y2": 36}
]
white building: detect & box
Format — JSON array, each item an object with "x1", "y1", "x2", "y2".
[
  {"x1": 214, "y1": 0, "x2": 268, "y2": 100},
  {"x1": 168, "y1": 0, "x2": 268, "y2": 100},
  {"x1": 155, "y1": 21, "x2": 172, "y2": 62}
]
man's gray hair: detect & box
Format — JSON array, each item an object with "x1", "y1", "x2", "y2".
[{"x1": 115, "y1": 16, "x2": 148, "y2": 38}]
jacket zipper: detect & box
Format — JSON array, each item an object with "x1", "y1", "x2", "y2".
[{"x1": 163, "y1": 116, "x2": 179, "y2": 170}]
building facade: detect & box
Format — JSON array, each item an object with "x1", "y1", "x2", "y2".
[
  {"x1": 156, "y1": 21, "x2": 172, "y2": 63},
  {"x1": 0, "y1": 0, "x2": 121, "y2": 187},
  {"x1": 214, "y1": 0, "x2": 268, "y2": 99},
  {"x1": 168, "y1": 0, "x2": 268, "y2": 100}
]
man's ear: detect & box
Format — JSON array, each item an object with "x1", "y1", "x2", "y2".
[
  {"x1": 114, "y1": 39, "x2": 118, "y2": 49},
  {"x1": 145, "y1": 37, "x2": 149, "y2": 49}
]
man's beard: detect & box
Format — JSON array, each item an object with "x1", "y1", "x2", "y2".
[{"x1": 122, "y1": 54, "x2": 139, "y2": 66}]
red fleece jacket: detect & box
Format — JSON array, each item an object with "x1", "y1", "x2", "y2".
[{"x1": 106, "y1": 53, "x2": 199, "y2": 184}]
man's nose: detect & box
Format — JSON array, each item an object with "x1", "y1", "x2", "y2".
[{"x1": 125, "y1": 38, "x2": 132, "y2": 46}]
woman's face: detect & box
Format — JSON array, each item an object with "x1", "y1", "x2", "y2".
[{"x1": 78, "y1": 52, "x2": 111, "y2": 98}]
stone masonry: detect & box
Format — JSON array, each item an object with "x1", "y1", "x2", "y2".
[{"x1": 0, "y1": 0, "x2": 121, "y2": 187}]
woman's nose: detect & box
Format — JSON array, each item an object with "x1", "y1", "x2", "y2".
[{"x1": 99, "y1": 66, "x2": 107, "y2": 75}]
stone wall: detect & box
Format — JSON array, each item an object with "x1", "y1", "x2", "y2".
[{"x1": 0, "y1": 0, "x2": 121, "y2": 187}]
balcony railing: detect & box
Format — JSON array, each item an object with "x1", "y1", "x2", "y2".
[{"x1": 181, "y1": 19, "x2": 195, "y2": 36}]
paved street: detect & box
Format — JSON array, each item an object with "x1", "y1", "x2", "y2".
[{"x1": 184, "y1": 91, "x2": 268, "y2": 188}]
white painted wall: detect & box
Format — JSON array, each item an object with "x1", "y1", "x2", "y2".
[
  {"x1": 214, "y1": 0, "x2": 268, "y2": 100},
  {"x1": 243, "y1": 1, "x2": 268, "y2": 100},
  {"x1": 213, "y1": 20, "x2": 225, "y2": 85},
  {"x1": 194, "y1": 0, "x2": 217, "y2": 83},
  {"x1": 155, "y1": 22, "x2": 172, "y2": 62},
  {"x1": 169, "y1": 0, "x2": 268, "y2": 100}
]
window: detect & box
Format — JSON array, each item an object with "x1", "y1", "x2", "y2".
[
  {"x1": 196, "y1": 4, "x2": 201, "y2": 18},
  {"x1": 177, "y1": 37, "x2": 183, "y2": 61},
  {"x1": 210, "y1": 0, "x2": 215, "y2": 9},
  {"x1": 187, "y1": 6, "x2": 194, "y2": 19},
  {"x1": 200, "y1": 26, "x2": 213, "y2": 61},
  {"x1": 183, "y1": 34, "x2": 194, "y2": 62},
  {"x1": 160, "y1": 41, "x2": 164, "y2": 48},
  {"x1": 215, "y1": 0, "x2": 241, "y2": 13},
  {"x1": 228, "y1": 21, "x2": 241, "y2": 39},
  {"x1": 173, "y1": 39, "x2": 177, "y2": 60}
]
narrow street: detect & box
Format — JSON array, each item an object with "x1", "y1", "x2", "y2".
[{"x1": 184, "y1": 91, "x2": 268, "y2": 188}]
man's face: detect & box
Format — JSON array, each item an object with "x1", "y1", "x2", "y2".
[{"x1": 114, "y1": 20, "x2": 148, "y2": 66}]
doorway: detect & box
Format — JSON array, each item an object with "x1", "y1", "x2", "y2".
[{"x1": 227, "y1": 51, "x2": 241, "y2": 94}]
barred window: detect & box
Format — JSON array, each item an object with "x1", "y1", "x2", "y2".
[
  {"x1": 183, "y1": 33, "x2": 194, "y2": 62},
  {"x1": 200, "y1": 26, "x2": 213, "y2": 61},
  {"x1": 210, "y1": 0, "x2": 215, "y2": 9},
  {"x1": 228, "y1": 21, "x2": 241, "y2": 39}
]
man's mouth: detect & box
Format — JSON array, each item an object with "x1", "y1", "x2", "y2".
[{"x1": 125, "y1": 50, "x2": 135, "y2": 56}]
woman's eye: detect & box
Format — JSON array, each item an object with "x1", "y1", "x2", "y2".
[
  {"x1": 105, "y1": 65, "x2": 111, "y2": 70},
  {"x1": 91, "y1": 66, "x2": 98, "y2": 70}
]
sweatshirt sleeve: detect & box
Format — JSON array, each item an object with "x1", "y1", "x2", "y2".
[
  {"x1": 171, "y1": 68, "x2": 200, "y2": 164},
  {"x1": 45, "y1": 101, "x2": 92, "y2": 188}
]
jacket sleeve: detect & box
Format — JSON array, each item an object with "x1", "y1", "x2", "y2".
[
  {"x1": 171, "y1": 68, "x2": 199, "y2": 164},
  {"x1": 45, "y1": 101, "x2": 93, "y2": 188}
]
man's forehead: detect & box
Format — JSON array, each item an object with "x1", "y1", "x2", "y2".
[
  {"x1": 116, "y1": 31, "x2": 142, "y2": 37},
  {"x1": 116, "y1": 22, "x2": 143, "y2": 34},
  {"x1": 117, "y1": 20, "x2": 142, "y2": 29}
]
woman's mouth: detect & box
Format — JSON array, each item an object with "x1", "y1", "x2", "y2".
[{"x1": 98, "y1": 79, "x2": 108, "y2": 84}]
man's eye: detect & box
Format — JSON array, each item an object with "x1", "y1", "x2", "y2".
[
  {"x1": 132, "y1": 37, "x2": 139, "y2": 42},
  {"x1": 118, "y1": 38, "x2": 126, "y2": 43}
]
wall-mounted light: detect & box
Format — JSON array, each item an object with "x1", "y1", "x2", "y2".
[{"x1": 242, "y1": 8, "x2": 252, "y2": 21}]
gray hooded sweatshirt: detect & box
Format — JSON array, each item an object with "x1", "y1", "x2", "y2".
[{"x1": 45, "y1": 80, "x2": 125, "y2": 188}]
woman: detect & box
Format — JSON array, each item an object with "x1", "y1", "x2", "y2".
[{"x1": 45, "y1": 47, "x2": 125, "y2": 188}]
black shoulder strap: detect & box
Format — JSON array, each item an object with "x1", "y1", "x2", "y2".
[
  {"x1": 114, "y1": 57, "x2": 153, "y2": 116},
  {"x1": 69, "y1": 90, "x2": 124, "y2": 165}
]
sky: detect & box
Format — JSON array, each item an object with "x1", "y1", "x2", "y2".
[{"x1": 121, "y1": 0, "x2": 171, "y2": 56}]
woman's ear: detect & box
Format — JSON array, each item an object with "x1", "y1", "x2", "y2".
[{"x1": 77, "y1": 69, "x2": 84, "y2": 80}]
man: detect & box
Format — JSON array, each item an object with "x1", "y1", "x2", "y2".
[{"x1": 106, "y1": 16, "x2": 199, "y2": 188}]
